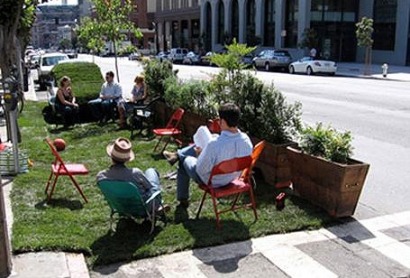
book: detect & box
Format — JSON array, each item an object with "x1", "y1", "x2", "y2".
[{"x1": 193, "y1": 125, "x2": 213, "y2": 149}]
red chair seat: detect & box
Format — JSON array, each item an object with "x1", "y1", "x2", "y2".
[
  {"x1": 153, "y1": 128, "x2": 182, "y2": 136},
  {"x1": 52, "y1": 163, "x2": 89, "y2": 175},
  {"x1": 199, "y1": 179, "x2": 250, "y2": 198}
]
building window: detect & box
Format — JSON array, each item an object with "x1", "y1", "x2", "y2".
[
  {"x1": 156, "y1": 0, "x2": 162, "y2": 11},
  {"x1": 217, "y1": 0, "x2": 224, "y2": 43},
  {"x1": 285, "y1": 0, "x2": 298, "y2": 48},
  {"x1": 246, "y1": 0, "x2": 257, "y2": 45},
  {"x1": 181, "y1": 0, "x2": 188, "y2": 8},
  {"x1": 231, "y1": 0, "x2": 239, "y2": 41},
  {"x1": 373, "y1": 0, "x2": 396, "y2": 50},
  {"x1": 264, "y1": 0, "x2": 275, "y2": 46},
  {"x1": 163, "y1": 0, "x2": 170, "y2": 10},
  {"x1": 172, "y1": 0, "x2": 179, "y2": 10},
  {"x1": 191, "y1": 0, "x2": 198, "y2": 7}
]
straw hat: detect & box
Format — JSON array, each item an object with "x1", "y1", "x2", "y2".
[{"x1": 106, "y1": 137, "x2": 135, "y2": 162}]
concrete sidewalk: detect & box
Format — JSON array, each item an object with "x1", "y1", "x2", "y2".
[{"x1": 336, "y1": 62, "x2": 410, "y2": 81}]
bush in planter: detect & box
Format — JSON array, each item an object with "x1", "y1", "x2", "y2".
[
  {"x1": 299, "y1": 122, "x2": 353, "y2": 163},
  {"x1": 143, "y1": 59, "x2": 178, "y2": 97},
  {"x1": 163, "y1": 77, "x2": 218, "y2": 119}
]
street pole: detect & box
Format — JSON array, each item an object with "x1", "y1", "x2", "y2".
[{"x1": 0, "y1": 175, "x2": 12, "y2": 277}]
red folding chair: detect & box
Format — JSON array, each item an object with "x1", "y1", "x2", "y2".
[
  {"x1": 153, "y1": 108, "x2": 185, "y2": 153},
  {"x1": 196, "y1": 156, "x2": 257, "y2": 229},
  {"x1": 207, "y1": 118, "x2": 221, "y2": 134},
  {"x1": 44, "y1": 138, "x2": 89, "y2": 203}
]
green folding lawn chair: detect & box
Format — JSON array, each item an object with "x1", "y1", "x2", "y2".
[{"x1": 97, "y1": 180, "x2": 165, "y2": 234}]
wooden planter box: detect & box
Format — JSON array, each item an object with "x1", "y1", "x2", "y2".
[
  {"x1": 286, "y1": 146, "x2": 370, "y2": 218},
  {"x1": 251, "y1": 137, "x2": 298, "y2": 186}
]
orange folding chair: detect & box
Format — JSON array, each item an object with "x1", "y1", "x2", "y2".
[
  {"x1": 153, "y1": 108, "x2": 185, "y2": 153},
  {"x1": 44, "y1": 138, "x2": 89, "y2": 203},
  {"x1": 241, "y1": 140, "x2": 266, "y2": 189},
  {"x1": 207, "y1": 118, "x2": 221, "y2": 134},
  {"x1": 196, "y1": 156, "x2": 257, "y2": 229}
]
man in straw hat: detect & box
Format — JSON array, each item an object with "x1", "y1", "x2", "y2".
[{"x1": 97, "y1": 137, "x2": 169, "y2": 212}]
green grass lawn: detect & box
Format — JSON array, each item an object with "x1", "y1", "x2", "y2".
[{"x1": 10, "y1": 101, "x2": 337, "y2": 268}]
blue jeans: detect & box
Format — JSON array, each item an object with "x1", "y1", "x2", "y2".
[
  {"x1": 144, "y1": 168, "x2": 162, "y2": 208},
  {"x1": 176, "y1": 145, "x2": 203, "y2": 201},
  {"x1": 88, "y1": 98, "x2": 117, "y2": 120}
]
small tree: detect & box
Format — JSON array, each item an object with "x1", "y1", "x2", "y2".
[
  {"x1": 356, "y1": 17, "x2": 374, "y2": 75},
  {"x1": 78, "y1": 0, "x2": 142, "y2": 82},
  {"x1": 299, "y1": 28, "x2": 318, "y2": 51}
]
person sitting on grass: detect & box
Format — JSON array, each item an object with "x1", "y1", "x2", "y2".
[
  {"x1": 55, "y1": 76, "x2": 79, "y2": 128},
  {"x1": 163, "y1": 103, "x2": 253, "y2": 207},
  {"x1": 88, "y1": 71, "x2": 123, "y2": 126},
  {"x1": 97, "y1": 137, "x2": 170, "y2": 213}
]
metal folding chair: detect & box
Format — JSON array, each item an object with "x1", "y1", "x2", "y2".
[
  {"x1": 44, "y1": 138, "x2": 89, "y2": 203},
  {"x1": 152, "y1": 108, "x2": 184, "y2": 153}
]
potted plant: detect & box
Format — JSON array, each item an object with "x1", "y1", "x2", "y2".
[{"x1": 286, "y1": 123, "x2": 370, "y2": 217}]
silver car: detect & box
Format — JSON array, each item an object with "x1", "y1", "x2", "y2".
[
  {"x1": 182, "y1": 52, "x2": 200, "y2": 65},
  {"x1": 253, "y1": 49, "x2": 292, "y2": 72}
]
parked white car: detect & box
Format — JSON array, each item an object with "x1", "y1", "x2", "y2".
[
  {"x1": 37, "y1": 53, "x2": 69, "y2": 89},
  {"x1": 289, "y1": 57, "x2": 337, "y2": 76}
]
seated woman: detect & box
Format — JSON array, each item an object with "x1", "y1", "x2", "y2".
[
  {"x1": 118, "y1": 75, "x2": 148, "y2": 128},
  {"x1": 55, "y1": 76, "x2": 79, "y2": 128}
]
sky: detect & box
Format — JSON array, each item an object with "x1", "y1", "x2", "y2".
[{"x1": 41, "y1": 0, "x2": 78, "y2": 5}]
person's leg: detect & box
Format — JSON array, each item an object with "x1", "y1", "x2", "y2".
[
  {"x1": 88, "y1": 98, "x2": 102, "y2": 120},
  {"x1": 176, "y1": 156, "x2": 201, "y2": 201},
  {"x1": 117, "y1": 103, "x2": 126, "y2": 127},
  {"x1": 177, "y1": 145, "x2": 197, "y2": 161},
  {"x1": 144, "y1": 168, "x2": 163, "y2": 210}
]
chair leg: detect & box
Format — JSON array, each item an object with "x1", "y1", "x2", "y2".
[
  {"x1": 67, "y1": 174, "x2": 88, "y2": 203},
  {"x1": 159, "y1": 137, "x2": 171, "y2": 153},
  {"x1": 210, "y1": 195, "x2": 221, "y2": 229},
  {"x1": 47, "y1": 175, "x2": 59, "y2": 202},
  {"x1": 196, "y1": 192, "x2": 208, "y2": 219},
  {"x1": 153, "y1": 136, "x2": 164, "y2": 152},
  {"x1": 248, "y1": 188, "x2": 258, "y2": 220},
  {"x1": 45, "y1": 171, "x2": 54, "y2": 194}
]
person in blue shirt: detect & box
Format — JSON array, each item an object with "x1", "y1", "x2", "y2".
[
  {"x1": 163, "y1": 103, "x2": 253, "y2": 207},
  {"x1": 88, "y1": 71, "x2": 123, "y2": 124}
]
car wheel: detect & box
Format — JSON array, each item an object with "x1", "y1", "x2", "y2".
[
  {"x1": 265, "y1": 63, "x2": 270, "y2": 71},
  {"x1": 289, "y1": 66, "x2": 295, "y2": 74},
  {"x1": 307, "y1": 66, "x2": 314, "y2": 75},
  {"x1": 328, "y1": 72, "x2": 335, "y2": 76}
]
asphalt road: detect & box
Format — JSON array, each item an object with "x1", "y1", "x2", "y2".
[{"x1": 38, "y1": 54, "x2": 410, "y2": 219}]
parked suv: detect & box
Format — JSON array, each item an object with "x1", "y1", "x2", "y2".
[
  {"x1": 37, "y1": 53, "x2": 69, "y2": 89},
  {"x1": 253, "y1": 49, "x2": 292, "y2": 71},
  {"x1": 168, "y1": 48, "x2": 188, "y2": 64}
]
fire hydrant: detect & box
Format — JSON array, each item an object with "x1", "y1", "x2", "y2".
[{"x1": 382, "y1": 63, "x2": 388, "y2": 78}]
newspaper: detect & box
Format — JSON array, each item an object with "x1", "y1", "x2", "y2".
[{"x1": 193, "y1": 125, "x2": 213, "y2": 149}]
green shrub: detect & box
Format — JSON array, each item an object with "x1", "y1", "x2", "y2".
[
  {"x1": 51, "y1": 61, "x2": 103, "y2": 103},
  {"x1": 299, "y1": 123, "x2": 354, "y2": 163},
  {"x1": 143, "y1": 59, "x2": 178, "y2": 97},
  {"x1": 163, "y1": 77, "x2": 218, "y2": 119}
]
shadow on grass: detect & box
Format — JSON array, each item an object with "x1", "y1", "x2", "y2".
[
  {"x1": 176, "y1": 206, "x2": 253, "y2": 274},
  {"x1": 35, "y1": 198, "x2": 84, "y2": 210},
  {"x1": 90, "y1": 218, "x2": 163, "y2": 271}
]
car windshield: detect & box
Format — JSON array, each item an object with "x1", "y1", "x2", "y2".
[
  {"x1": 275, "y1": 51, "x2": 291, "y2": 57},
  {"x1": 42, "y1": 56, "x2": 67, "y2": 66}
]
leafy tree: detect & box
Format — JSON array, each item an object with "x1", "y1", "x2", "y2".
[
  {"x1": 59, "y1": 38, "x2": 72, "y2": 51},
  {"x1": 0, "y1": 0, "x2": 39, "y2": 78},
  {"x1": 356, "y1": 17, "x2": 374, "y2": 75},
  {"x1": 78, "y1": 0, "x2": 142, "y2": 82},
  {"x1": 299, "y1": 28, "x2": 318, "y2": 50}
]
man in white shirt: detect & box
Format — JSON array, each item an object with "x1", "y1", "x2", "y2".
[{"x1": 88, "y1": 71, "x2": 123, "y2": 124}]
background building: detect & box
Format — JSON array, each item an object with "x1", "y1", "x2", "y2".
[
  {"x1": 31, "y1": 4, "x2": 79, "y2": 50},
  {"x1": 200, "y1": 0, "x2": 410, "y2": 66},
  {"x1": 155, "y1": 0, "x2": 201, "y2": 52}
]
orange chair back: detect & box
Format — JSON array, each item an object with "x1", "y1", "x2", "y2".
[
  {"x1": 208, "y1": 156, "x2": 252, "y2": 185},
  {"x1": 165, "y1": 108, "x2": 185, "y2": 129},
  {"x1": 241, "y1": 140, "x2": 266, "y2": 182},
  {"x1": 207, "y1": 118, "x2": 221, "y2": 134}
]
